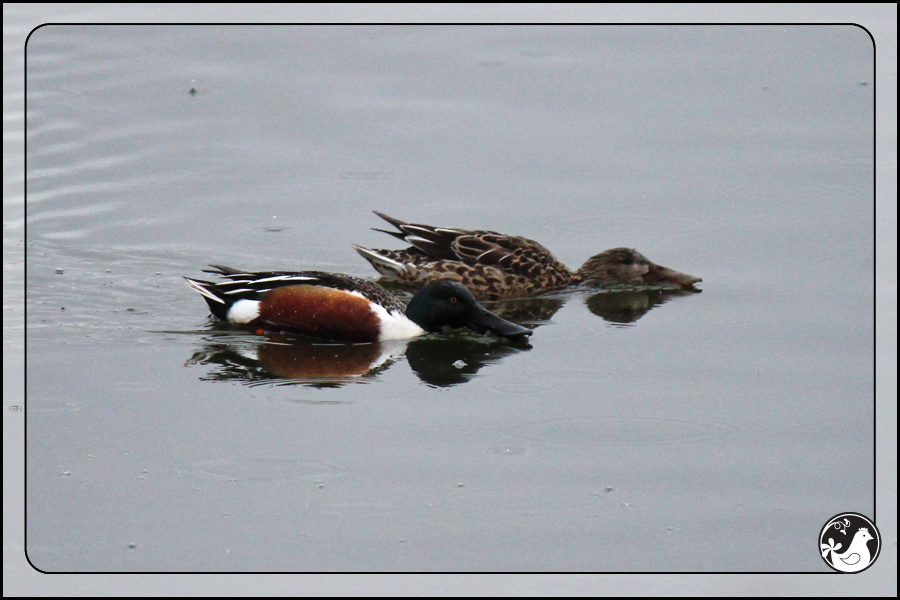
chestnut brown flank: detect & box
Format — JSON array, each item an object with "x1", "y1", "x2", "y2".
[{"x1": 258, "y1": 285, "x2": 381, "y2": 342}]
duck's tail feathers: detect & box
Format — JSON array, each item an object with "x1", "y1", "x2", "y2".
[
  {"x1": 371, "y1": 211, "x2": 410, "y2": 241},
  {"x1": 353, "y1": 245, "x2": 409, "y2": 280},
  {"x1": 184, "y1": 277, "x2": 226, "y2": 305}
]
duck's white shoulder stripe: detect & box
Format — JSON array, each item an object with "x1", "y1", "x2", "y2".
[
  {"x1": 363, "y1": 299, "x2": 425, "y2": 341},
  {"x1": 250, "y1": 274, "x2": 317, "y2": 285}
]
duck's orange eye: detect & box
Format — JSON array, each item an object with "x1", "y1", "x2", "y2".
[{"x1": 450, "y1": 297, "x2": 457, "y2": 303}]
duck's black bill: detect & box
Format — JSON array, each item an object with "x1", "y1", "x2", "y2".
[{"x1": 467, "y1": 306, "x2": 533, "y2": 338}]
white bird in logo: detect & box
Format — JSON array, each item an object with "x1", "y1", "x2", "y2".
[{"x1": 821, "y1": 527, "x2": 874, "y2": 572}]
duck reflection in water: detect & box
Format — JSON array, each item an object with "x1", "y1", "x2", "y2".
[{"x1": 185, "y1": 330, "x2": 532, "y2": 389}]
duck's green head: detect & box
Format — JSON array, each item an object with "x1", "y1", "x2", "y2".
[{"x1": 405, "y1": 280, "x2": 532, "y2": 338}]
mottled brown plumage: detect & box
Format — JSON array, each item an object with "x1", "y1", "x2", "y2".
[{"x1": 354, "y1": 212, "x2": 702, "y2": 301}]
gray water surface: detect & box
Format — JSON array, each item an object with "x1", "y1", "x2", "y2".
[{"x1": 21, "y1": 23, "x2": 876, "y2": 573}]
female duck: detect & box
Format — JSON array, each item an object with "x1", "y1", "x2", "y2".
[{"x1": 354, "y1": 212, "x2": 702, "y2": 301}]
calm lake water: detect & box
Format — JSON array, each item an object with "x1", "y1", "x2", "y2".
[{"x1": 16, "y1": 21, "x2": 880, "y2": 576}]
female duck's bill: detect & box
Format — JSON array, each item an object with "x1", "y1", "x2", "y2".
[{"x1": 185, "y1": 266, "x2": 532, "y2": 343}]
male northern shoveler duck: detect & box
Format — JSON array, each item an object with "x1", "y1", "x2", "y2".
[
  {"x1": 185, "y1": 265, "x2": 532, "y2": 343},
  {"x1": 353, "y1": 211, "x2": 702, "y2": 301}
]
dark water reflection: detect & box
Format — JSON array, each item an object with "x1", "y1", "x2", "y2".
[
  {"x1": 185, "y1": 329, "x2": 533, "y2": 388},
  {"x1": 384, "y1": 279, "x2": 703, "y2": 325},
  {"x1": 582, "y1": 286, "x2": 702, "y2": 325}
]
